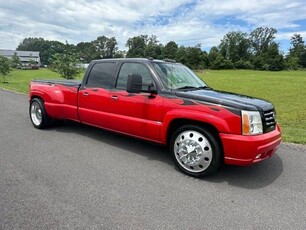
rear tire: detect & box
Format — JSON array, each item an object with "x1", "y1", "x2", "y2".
[
  {"x1": 29, "y1": 98, "x2": 52, "y2": 129},
  {"x1": 170, "y1": 125, "x2": 222, "y2": 177}
]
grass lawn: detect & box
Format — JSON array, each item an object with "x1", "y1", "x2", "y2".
[
  {"x1": 0, "y1": 68, "x2": 83, "y2": 93},
  {"x1": 0, "y1": 68, "x2": 305, "y2": 144}
]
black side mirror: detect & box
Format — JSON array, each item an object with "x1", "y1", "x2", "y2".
[
  {"x1": 127, "y1": 74, "x2": 142, "y2": 93},
  {"x1": 127, "y1": 74, "x2": 157, "y2": 94}
]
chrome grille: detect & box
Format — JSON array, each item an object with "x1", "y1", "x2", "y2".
[{"x1": 263, "y1": 109, "x2": 276, "y2": 133}]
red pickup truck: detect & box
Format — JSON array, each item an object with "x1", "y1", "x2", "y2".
[{"x1": 29, "y1": 58, "x2": 281, "y2": 177}]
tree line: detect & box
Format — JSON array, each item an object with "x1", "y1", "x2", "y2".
[{"x1": 11, "y1": 27, "x2": 306, "y2": 71}]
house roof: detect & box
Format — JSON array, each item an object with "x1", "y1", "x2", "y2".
[{"x1": 0, "y1": 49, "x2": 40, "y2": 57}]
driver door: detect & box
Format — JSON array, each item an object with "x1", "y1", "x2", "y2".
[{"x1": 108, "y1": 62, "x2": 163, "y2": 142}]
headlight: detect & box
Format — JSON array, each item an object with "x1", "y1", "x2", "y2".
[{"x1": 241, "y1": 110, "x2": 263, "y2": 135}]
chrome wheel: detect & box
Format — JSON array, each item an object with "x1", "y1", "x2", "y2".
[
  {"x1": 30, "y1": 101, "x2": 42, "y2": 126},
  {"x1": 173, "y1": 130, "x2": 213, "y2": 173}
]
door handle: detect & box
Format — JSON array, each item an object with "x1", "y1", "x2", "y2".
[
  {"x1": 111, "y1": 95, "x2": 118, "y2": 100},
  {"x1": 83, "y1": 92, "x2": 89, "y2": 96}
]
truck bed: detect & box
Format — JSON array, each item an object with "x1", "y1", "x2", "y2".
[
  {"x1": 31, "y1": 79, "x2": 81, "y2": 87},
  {"x1": 30, "y1": 79, "x2": 82, "y2": 121}
]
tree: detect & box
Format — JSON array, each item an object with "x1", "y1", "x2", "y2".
[
  {"x1": 11, "y1": 52, "x2": 21, "y2": 68},
  {"x1": 49, "y1": 52, "x2": 81, "y2": 79},
  {"x1": 299, "y1": 51, "x2": 306, "y2": 68},
  {"x1": 176, "y1": 46, "x2": 187, "y2": 64},
  {"x1": 252, "y1": 42, "x2": 284, "y2": 71},
  {"x1": 17, "y1": 37, "x2": 45, "y2": 51},
  {"x1": 201, "y1": 51, "x2": 210, "y2": 69},
  {"x1": 145, "y1": 36, "x2": 163, "y2": 59},
  {"x1": 184, "y1": 44, "x2": 203, "y2": 69},
  {"x1": 28, "y1": 58, "x2": 37, "y2": 68},
  {"x1": 264, "y1": 43, "x2": 284, "y2": 71},
  {"x1": 249, "y1": 27, "x2": 284, "y2": 70},
  {"x1": 17, "y1": 37, "x2": 65, "y2": 65},
  {"x1": 106, "y1": 37, "x2": 118, "y2": 58},
  {"x1": 42, "y1": 40, "x2": 66, "y2": 65},
  {"x1": 287, "y1": 34, "x2": 306, "y2": 68},
  {"x1": 93, "y1": 36, "x2": 118, "y2": 58},
  {"x1": 114, "y1": 50, "x2": 126, "y2": 58},
  {"x1": 219, "y1": 31, "x2": 251, "y2": 67},
  {"x1": 176, "y1": 44, "x2": 214, "y2": 69},
  {"x1": 0, "y1": 55, "x2": 12, "y2": 83},
  {"x1": 76, "y1": 42, "x2": 100, "y2": 63},
  {"x1": 126, "y1": 35, "x2": 163, "y2": 59},
  {"x1": 290, "y1": 33, "x2": 304, "y2": 55},
  {"x1": 250, "y1": 27, "x2": 277, "y2": 55},
  {"x1": 163, "y1": 41, "x2": 178, "y2": 60},
  {"x1": 208, "y1": 46, "x2": 224, "y2": 69},
  {"x1": 126, "y1": 35, "x2": 148, "y2": 57}
]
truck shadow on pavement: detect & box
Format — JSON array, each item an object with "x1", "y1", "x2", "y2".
[
  {"x1": 51, "y1": 120, "x2": 173, "y2": 165},
  {"x1": 205, "y1": 154, "x2": 283, "y2": 189},
  {"x1": 52, "y1": 120, "x2": 283, "y2": 189}
]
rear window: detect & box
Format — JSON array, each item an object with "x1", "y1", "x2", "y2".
[{"x1": 86, "y1": 62, "x2": 116, "y2": 88}]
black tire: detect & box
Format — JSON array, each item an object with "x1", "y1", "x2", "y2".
[
  {"x1": 29, "y1": 98, "x2": 53, "y2": 129},
  {"x1": 170, "y1": 125, "x2": 222, "y2": 177}
]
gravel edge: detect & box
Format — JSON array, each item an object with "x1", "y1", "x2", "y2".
[{"x1": 281, "y1": 142, "x2": 306, "y2": 153}]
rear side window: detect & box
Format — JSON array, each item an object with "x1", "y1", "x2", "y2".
[
  {"x1": 86, "y1": 62, "x2": 116, "y2": 88},
  {"x1": 116, "y1": 63, "x2": 153, "y2": 90}
]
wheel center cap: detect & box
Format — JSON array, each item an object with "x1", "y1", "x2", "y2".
[
  {"x1": 186, "y1": 145, "x2": 195, "y2": 154},
  {"x1": 179, "y1": 140, "x2": 203, "y2": 165}
]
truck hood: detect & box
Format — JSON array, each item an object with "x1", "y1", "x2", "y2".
[{"x1": 175, "y1": 89, "x2": 274, "y2": 111}]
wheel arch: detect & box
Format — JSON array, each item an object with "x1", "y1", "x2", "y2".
[
  {"x1": 30, "y1": 95, "x2": 44, "y2": 103},
  {"x1": 166, "y1": 118, "x2": 224, "y2": 156}
]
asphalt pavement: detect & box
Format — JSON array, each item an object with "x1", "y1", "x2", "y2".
[{"x1": 0, "y1": 88, "x2": 305, "y2": 229}]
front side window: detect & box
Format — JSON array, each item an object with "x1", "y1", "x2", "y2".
[
  {"x1": 86, "y1": 62, "x2": 116, "y2": 88},
  {"x1": 152, "y1": 62, "x2": 207, "y2": 90},
  {"x1": 116, "y1": 63, "x2": 153, "y2": 90}
]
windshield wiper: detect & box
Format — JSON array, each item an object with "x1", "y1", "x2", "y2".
[
  {"x1": 176, "y1": 86, "x2": 198, "y2": 91},
  {"x1": 176, "y1": 86, "x2": 212, "y2": 91},
  {"x1": 196, "y1": 86, "x2": 213, "y2": 90}
]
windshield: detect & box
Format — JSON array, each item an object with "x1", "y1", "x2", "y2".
[{"x1": 152, "y1": 62, "x2": 208, "y2": 90}]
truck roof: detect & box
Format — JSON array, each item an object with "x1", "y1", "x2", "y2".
[{"x1": 90, "y1": 58, "x2": 176, "y2": 64}]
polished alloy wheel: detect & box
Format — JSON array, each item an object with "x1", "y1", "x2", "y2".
[
  {"x1": 173, "y1": 130, "x2": 212, "y2": 173},
  {"x1": 30, "y1": 102, "x2": 42, "y2": 126}
]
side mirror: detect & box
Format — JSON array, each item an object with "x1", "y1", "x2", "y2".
[
  {"x1": 127, "y1": 74, "x2": 142, "y2": 93},
  {"x1": 127, "y1": 74, "x2": 157, "y2": 94}
]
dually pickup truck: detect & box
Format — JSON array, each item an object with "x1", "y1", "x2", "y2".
[{"x1": 29, "y1": 58, "x2": 281, "y2": 177}]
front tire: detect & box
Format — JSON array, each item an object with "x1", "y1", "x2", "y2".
[
  {"x1": 170, "y1": 125, "x2": 222, "y2": 177},
  {"x1": 29, "y1": 98, "x2": 52, "y2": 129}
]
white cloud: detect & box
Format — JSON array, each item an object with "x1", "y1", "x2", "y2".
[
  {"x1": 277, "y1": 31, "x2": 306, "y2": 40},
  {"x1": 194, "y1": 0, "x2": 306, "y2": 29},
  {"x1": 0, "y1": 0, "x2": 306, "y2": 51}
]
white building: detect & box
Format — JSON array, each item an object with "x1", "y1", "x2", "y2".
[{"x1": 0, "y1": 49, "x2": 41, "y2": 69}]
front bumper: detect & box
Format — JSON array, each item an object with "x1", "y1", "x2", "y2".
[{"x1": 220, "y1": 125, "x2": 281, "y2": 166}]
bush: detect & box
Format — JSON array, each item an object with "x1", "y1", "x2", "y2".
[
  {"x1": 0, "y1": 55, "x2": 12, "y2": 83},
  {"x1": 234, "y1": 60, "x2": 253, "y2": 69},
  {"x1": 50, "y1": 52, "x2": 81, "y2": 79}
]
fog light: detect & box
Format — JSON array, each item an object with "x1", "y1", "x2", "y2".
[{"x1": 255, "y1": 154, "x2": 261, "y2": 159}]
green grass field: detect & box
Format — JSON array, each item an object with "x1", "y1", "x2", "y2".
[
  {"x1": 0, "y1": 69, "x2": 84, "y2": 93},
  {"x1": 1, "y1": 68, "x2": 305, "y2": 144}
]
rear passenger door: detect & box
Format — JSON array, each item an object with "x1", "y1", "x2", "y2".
[{"x1": 78, "y1": 62, "x2": 116, "y2": 127}]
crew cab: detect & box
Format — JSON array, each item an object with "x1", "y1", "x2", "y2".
[{"x1": 29, "y1": 58, "x2": 281, "y2": 177}]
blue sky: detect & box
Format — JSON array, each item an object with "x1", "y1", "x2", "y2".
[{"x1": 1, "y1": 0, "x2": 306, "y2": 53}]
